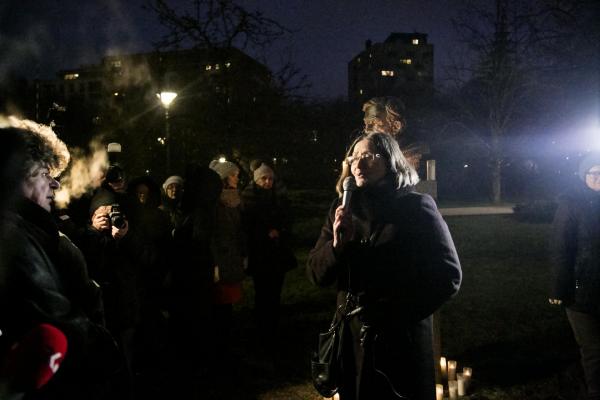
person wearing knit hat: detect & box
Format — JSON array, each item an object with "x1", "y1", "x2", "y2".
[
  {"x1": 550, "y1": 152, "x2": 600, "y2": 399},
  {"x1": 209, "y1": 160, "x2": 240, "y2": 188},
  {"x1": 253, "y1": 163, "x2": 275, "y2": 190},
  {"x1": 162, "y1": 175, "x2": 184, "y2": 200}
]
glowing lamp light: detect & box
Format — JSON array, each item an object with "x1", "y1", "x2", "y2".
[
  {"x1": 218, "y1": 157, "x2": 227, "y2": 163},
  {"x1": 157, "y1": 91, "x2": 178, "y2": 108}
]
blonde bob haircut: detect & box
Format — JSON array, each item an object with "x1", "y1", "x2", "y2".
[{"x1": 335, "y1": 132, "x2": 419, "y2": 196}]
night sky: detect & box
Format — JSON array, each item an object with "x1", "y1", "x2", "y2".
[{"x1": 1, "y1": 0, "x2": 461, "y2": 99}]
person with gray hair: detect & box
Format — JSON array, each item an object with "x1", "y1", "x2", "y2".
[
  {"x1": 307, "y1": 132, "x2": 461, "y2": 400},
  {"x1": 0, "y1": 117, "x2": 113, "y2": 398}
]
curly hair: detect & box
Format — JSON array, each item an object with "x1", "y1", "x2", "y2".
[
  {"x1": 362, "y1": 96, "x2": 407, "y2": 136},
  {"x1": 0, "y1": 115, "x2": 70, "y2": 178}
]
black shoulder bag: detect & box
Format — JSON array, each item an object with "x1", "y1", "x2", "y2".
[{"x1": 311, "y1": 294, "x2": 363, "y2": 397}]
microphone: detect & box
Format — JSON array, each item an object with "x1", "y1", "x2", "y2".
[
  {"x1": 342, "y1": 176, "x2": 357, "y2": 210},
  {"x1": 2, "y1": 324, "x2": 68, "y2": 391},
  {"x1": 338, "y1": 177, "x2": 357, "y2": 242}
]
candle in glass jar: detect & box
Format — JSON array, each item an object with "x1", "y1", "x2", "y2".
[
  {"x1": 440, "y1": 357, "x2": 447, "y2": 379},
  {"x1": 448, "y1": 380, "x2": 458, "y2": 400},
  {"x1": 447, "y1": 360, "x2": 457, "y2": 381},
  {"x1": 457, "y1": 373, "x2": 466, "y2": 396},
  {"x1": 436, "y1": 384, "x2": 444, "y2": 400},
  {"x1": 463, "y1": 367, "x2": 472, "y2": 389}
]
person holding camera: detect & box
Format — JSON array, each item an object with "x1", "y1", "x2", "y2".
[{"x1": 78, "y1": 188, "x2": 139, "y2": 396}]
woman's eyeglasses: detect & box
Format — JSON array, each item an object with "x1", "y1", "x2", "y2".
[
  {"x1": 586, "y1": 171, "x2": 600, "y2": 177},
  {"x1": 346, "y1": 152, "x2": 381, "y2": 166}
]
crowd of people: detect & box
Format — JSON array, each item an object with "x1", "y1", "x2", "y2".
[
  {"x1": 0, "y1": 114, "x2": 296, "y2": 399},
  {"x1": 2, "y1": 94, "x2": 597, "y2": 400}
]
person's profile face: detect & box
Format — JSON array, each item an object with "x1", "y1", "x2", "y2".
[
  {"x1": 585, "y1": 165, "x2": 600, "y2": 192},
  {"x1": 21, "y1": 162, "x2": 60, "y2": 212}
]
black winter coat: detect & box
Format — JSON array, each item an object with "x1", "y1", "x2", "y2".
[
  {"x1": 307, "y1": 185, "x2": 461, "y2": 400},
  {"x1": 241, "y1": 181, "x2": 296, "y2": 275},
  {"x1": 551, "y1": 185, "x2": 600, "y2": 315}
]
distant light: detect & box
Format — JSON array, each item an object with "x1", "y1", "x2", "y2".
[
  {"x1": 218, "y1": 157, "x2": 226, "y2": 163},
  {"x1": 381, "y1": 70, "x2": 395, "y2": 77},
  {"x1": 205, "y1": 65, "x2": 212, "y2": 71},
  {"x1": 400, "y1": 59, "x2": 412, "y2": 65},
  {"x1": 412, "y1": 39, "x2": 419, "y2": 45},
  {"x1": 157, "y1": 137, "x2": 166, "y2": 145},
  {"x1": 145, "y1": 169, "x2": 151, "y2": 175},
  {"x1": 272, "y1": 157, "x2": 277, "y2": 164},
  {"x1": 157, "y1": 91, "x2": 177, "y2": 108},
  {"x1": 464, "y1": 164, "x2": 469, "y2": 168},
  {"x1": 359, "y1": 89, "x2": 363, "y2": 94},
  {"x1": 114, "y1": 92, "x2": 119, "y2": 96},
  {"x1": 225, "y1": 62, "x2": 231, "y2": 68},
  {"x1": 565, "y1": 156, "x2": 570, "y2": 160},
  {"x1": 64, "y1": 73, "x2": 79, "y2": 80}
]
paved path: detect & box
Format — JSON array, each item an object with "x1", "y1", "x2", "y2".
[{"x1": 439, "y1": 205, "x2": 515, "y2": 216}]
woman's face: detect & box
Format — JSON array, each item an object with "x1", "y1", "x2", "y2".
[
  {"x1": 255, "y1": 175, "x2": 273, "y2": 189},
  {"x1": 136, "y1": 183, "x2": 149, "y2": 204},
  {"x1": 166, "y1": 183, "x2": 182, "y2": 200},
  {"x1": 226, "y1": 171, "x2": 239, "y2": 189},
  {"x1": 349, "y1": 138, "x2": 387, "y2": 188},
  {"x1": 585, "y1": 165, "x2": 600, "y2": 192}
]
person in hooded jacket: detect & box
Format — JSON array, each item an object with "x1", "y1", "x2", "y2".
[
  {"x1": 307, "y1": 133, "x2": 461, "y2": 400},
  {"x1": 550, "y1": 153, "x2": 600, "y2": 400},
  {"x1": 160, "y1": 175, "x2": 184, "y2": 233}
]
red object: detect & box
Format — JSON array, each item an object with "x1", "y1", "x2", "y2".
[
  {"x1": 213, "y1": 282, "x2": 243, "y2": 304},
  {"x1": 3, "y1": 323, "x2": 68, "y2": 390}
]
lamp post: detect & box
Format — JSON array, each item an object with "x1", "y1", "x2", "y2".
[{"x1": 157, "y1": 91, "x2": 177, "y2": 172}]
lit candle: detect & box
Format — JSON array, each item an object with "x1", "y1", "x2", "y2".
[
  {"x1": 448, "y1": 380, "x2": 458, "y2": 400},
  {"x1": 447, "y1": 360, "x2": 457, "y2": 381},
  {"x1": 463, "y1": 367, "x2": 472, "y2": 389},
  {"x1": 436, "y1": 384, "x2": 444, "y2": 400},
  {"x1": 440, "y1": 357, "x2": 447, "y2": 379},
  {"x1": 457, "y1": 373, "x2": 466, "y2": 396}
]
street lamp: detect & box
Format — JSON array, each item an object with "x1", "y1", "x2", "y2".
[{"x1": 157, "y1": 91, "x2": 177, "y2": 172}]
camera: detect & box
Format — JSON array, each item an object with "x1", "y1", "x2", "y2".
[{"x1": 109, "y1": 204, "x2": 126, "y2": 229}]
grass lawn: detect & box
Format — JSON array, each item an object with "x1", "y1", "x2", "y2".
[{"x1": 219, "y1": 191, "x2": 584, "y2": 400}]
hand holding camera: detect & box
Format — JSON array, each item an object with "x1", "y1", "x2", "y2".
[{"x1": 91, "y1": 204, "x2": 128, "y2": 239}]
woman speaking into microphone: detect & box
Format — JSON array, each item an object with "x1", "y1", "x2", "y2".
[{"x1": 307, "y1": 133, "x2": 462, "y2": 400}]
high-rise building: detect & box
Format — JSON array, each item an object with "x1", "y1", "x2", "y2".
[{"x1": 348, "y1": 33, "x2": 434, "y2": 104}]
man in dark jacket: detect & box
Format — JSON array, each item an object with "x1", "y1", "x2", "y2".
[
  {"x1": 550, "y1": 153, "x2": 600, "y2": 400},
  {"x1": 0, "y1": 117, "x2": 111, "y2": 399}
]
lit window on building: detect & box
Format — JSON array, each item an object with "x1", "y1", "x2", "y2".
[
  {"x1": 225, "y1": 62, "x2": 231, "y2": 68},
  {"x1": 64, "y1": 73, "x2": 79, "y2": 80},
  {"x1": 381, "y1": 70, "x2": 395, "y2": 76},
  {"x1": 400, "y1": 59, "x2": 412, "y2": 65},
  {"x1": 215, "y1": 64, "x2": 220, "y2": 70},
  {"x1": 357, "y1": 57, "x2": 361, "y2": 63},
  {"x1": 359, "y1": 89, "x2": 363, "y2": 94},
  {"x1": 205, "y1": 65, "x2": 212, "y2": 71},
  {"x1": 412, "y1": 39, "x2": 419, "y2": 45}
]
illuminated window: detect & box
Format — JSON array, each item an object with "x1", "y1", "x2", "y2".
[
  {"x1": 400, "y1": 59, "x2": 412, "y2": 65},
  {"x1": 381, "y1": 70, "x2": 395, "y2": 76},
  {"x1": 225, "y1": 62, "x2": 231, "y2": 68},
  {"x1": 357, "y1": 57, "x2": 361, "y2": 63},
  {"x1": 205, "y1": 65, "x2": 212, "y2": 71},
  {"x1": 64, "y1": 73, "x2": 79, "y2": 80},
  {"x1": 359, "y1": 89, "x2": 363, "y2": 94},
  {"x1": 412, "y1": 39, "x2": 419, "y2": 45},
  {"x1": 215, "y1": 64, "x2": 220, "y2": 70},
  {"x1": 369, "y1": 53, "x2": 372, "y2": 58}
]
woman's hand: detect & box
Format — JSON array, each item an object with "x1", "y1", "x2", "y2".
[
  {"x1": 333, "y1": 205, "x2": 353, "y2": 249},
  {"x1": 91, "y1": 206, "x2": 111, "y2": 232}
]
